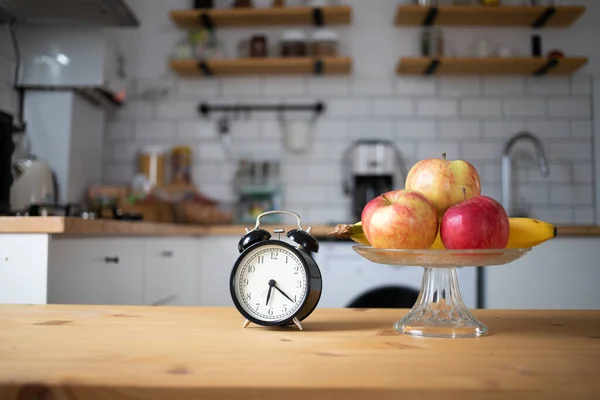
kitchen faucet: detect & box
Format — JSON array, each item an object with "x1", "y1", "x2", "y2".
[{"x1": 501, "y1": 131, "x2": 549, "y2": 217}]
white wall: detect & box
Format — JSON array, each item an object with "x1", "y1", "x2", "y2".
[{"x1": 103, "y1": 0, "x2": 598, "y2": 225}]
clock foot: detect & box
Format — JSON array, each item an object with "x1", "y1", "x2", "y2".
[
  {"x1": 242, "y1": 319, "x2": 251, "y2": 328},
  {"x1": 292, "y1": 317, "x2": 303, "y2": 331}
]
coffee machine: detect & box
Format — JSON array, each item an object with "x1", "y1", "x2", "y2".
[{"x1": 341, "y1": 139, "x2": 406, "y2": 221}]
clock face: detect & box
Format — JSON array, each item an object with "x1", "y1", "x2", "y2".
[{"x1": 232, "y1": 242, "x2": 308, "y2": 323}]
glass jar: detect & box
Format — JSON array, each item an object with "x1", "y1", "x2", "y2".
[
  {"x1": 311, "y1": 29, "x2": 339, "y2": 57},
  {"x1": 138, "y1": 146, "x2": 165, "y2": 188},
  {"x1": 280, "y1": 30, "x2": 308, "y2": 57},
  {"x1": 171, "y1": 146, "x2": 193, "y2": 185}
]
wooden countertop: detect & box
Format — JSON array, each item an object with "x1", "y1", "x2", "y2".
[
  {"x1": 0, "y1": 306, "x2": 598, "y2": 399},
  {"x1": 0, "y1": 217, "x2": 334, "y2": 237},
  {"x1": 0, "y1": 217, "x2": 599, "y2": 238}
]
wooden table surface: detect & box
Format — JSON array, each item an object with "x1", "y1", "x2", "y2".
[{"x1": 1, "y1": 306, "x2": 599, "y2": 399}]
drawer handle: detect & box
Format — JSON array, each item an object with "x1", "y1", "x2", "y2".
[
  {"x1": 104, "y1": 256, "x2": 120, "y2": 264},
  {"x1": 160, "y1": 250, "x2": 174, "y2": 258}
]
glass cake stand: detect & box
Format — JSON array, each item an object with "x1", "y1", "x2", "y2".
[{"x1": 352, "y1": 246, "x2": 531, "y2": 338}]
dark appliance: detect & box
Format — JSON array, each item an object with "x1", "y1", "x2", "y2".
[
  {"x1": 341, "y1": 139, "x2": 406, "y2": 222},
  {"x1": 0, "y1": 110, "x2": 15, "y2": 215}
]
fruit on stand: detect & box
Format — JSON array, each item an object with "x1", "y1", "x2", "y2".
[
  {"x1": 329, "y1": 217, "x2": 557, "y2": 250},
  {"x1": 440, "y1": 191, "x2": 510, "y2": 249},
  {"x1": 506, "y1": 218, "x2": 557, "y2": 249},
  {"x1": 405, "y1": 153, "x2": 481, "y2": 218},
  {"x1": 361, "y1": 189, "x2": 438, "y2": 249},
  {"x1": 327, "y1": 156, "x2": 558, "y2": 251}
]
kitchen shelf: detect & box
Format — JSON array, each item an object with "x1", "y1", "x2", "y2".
[
  {"x1": 170, "y1": 6, "x2": 351, "y2": 29},
  {"x1": 169, "y1": 57, "x2": 352, "y2": 76},
  {"x1": 395, "y1": 5, "x2": 585, "y2": 28},
  {"x1": 396, "y1": 57, "x2": 588, "y2": 76}
]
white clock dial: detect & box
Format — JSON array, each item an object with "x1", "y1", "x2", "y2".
[{"x1": 233, "y1": 244, "x2": 307, "y2": 322}]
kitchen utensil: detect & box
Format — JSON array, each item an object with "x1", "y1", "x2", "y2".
[
  {"x1": 171, "y1": 146, "x2": 193, "y2": 184},
  {"x1": 497, "y1": 45, "x2": 513, "y2": 58},
  {"x1": 420, "y1": 28, "x2": 444, "y2": 57},
  {"x1": 281, "y1": 119, "x2": 314, "y2": 153},
  {"x1": 234, "y1": 159, "x2": 282, "y2": 224},
  {"x1": 230, "y1": 210, "x2": 322, "y2": 331},
  {"x1": 11, "y1": 153, "x2": 57, "y2": 211},
  {"x1": 217, "y1": 116, "x2": 235, "y2": 159},
  {"x1": 250, "y1": 35, "x2": 268, "y2": 57},
  {"x1": 138, "y1": 146, "x2": 166, "y2": 188},
  {"x1": 311, "y1": 29, "x2": 339, "y2": 57},
  {"x1": 280, "y1": 30, "x2": 308, "y2": 57},
  {"x1": 353, "y1": 246, "x2": 531, "y2": 338}
]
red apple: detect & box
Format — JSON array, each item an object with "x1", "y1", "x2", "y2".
[
  {"x1": 361, "y1": 189, "x2": 438, "y2": 249},
  {"x1": 405, "y1": 154, "x2": 481, "y2": 218},
  {"x1": 440, "y1": 194, "x2": 509, "y2": 249}
]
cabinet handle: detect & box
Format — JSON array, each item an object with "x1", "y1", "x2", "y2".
[
  {"x1": 104, "y1": 256, "x2": 120, "y2": 264},
  {"x1": 160, "y1": 250, "x2": 174, "y2": 258}
]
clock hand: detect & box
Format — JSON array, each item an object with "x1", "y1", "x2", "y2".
[
  {"x1": 273, "y1": 285, "x2": 295, "y2": 303},
  {"x1": 265, "y1": 279, "x2": 276, "y2": 305}
]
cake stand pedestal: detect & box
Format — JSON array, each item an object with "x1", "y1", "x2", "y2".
[{"x1": 352, "y1": 246, "x2": 531, "y2": 338}]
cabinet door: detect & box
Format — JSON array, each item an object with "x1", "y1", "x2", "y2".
[
  {"x1": 48, "y1": 238, "x2": 144, "y2": 305},
  {"x1": 485, "y1": 238, "x2": 600, "y2": 309},
  {"x1": 0, "y1": 234, "x2": 50, "y2": 304},
  {"x1": 144, "y1": 238, "x2": 197, "y2": 306},
  {"x1": 197, "y1": 237, "x2": 239, "y2": 307}
]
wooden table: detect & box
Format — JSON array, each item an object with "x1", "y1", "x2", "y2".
[{"x1": 1, "y1": 306, "x2": 599, "y2": 399}]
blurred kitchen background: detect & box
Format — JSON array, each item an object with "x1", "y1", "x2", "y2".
[{"x1": 0, "y1": 0, "x2": 599, "y2": 311}]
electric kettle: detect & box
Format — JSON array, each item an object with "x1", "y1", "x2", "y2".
[{"x1": 11, "y1": 150, "x2": 57, "y2": 211}]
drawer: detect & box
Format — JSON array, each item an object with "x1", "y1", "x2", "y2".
[
  {"x1": 144, "y1": 238, "x2": 198, "y2": 306},
  {"x1": 48, "y1": 238, "x2": 144, "y2": 305}
]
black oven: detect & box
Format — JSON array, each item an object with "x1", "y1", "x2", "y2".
[{"x1": 0, "y1": 110, "x2": 15, "y2": 215}]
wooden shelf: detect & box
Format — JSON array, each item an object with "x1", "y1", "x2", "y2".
[
  {"x1": 395, "y1": 5, "x2": 585, "y2": 28},
  {"x1": 396, "y1": 57, "x2": 588, "y2": 76},
  {"x1": 170, "y1": 6, "x2": 351, "y2": 28},
  {"x1": 169, "y1": 57, "x2": 352, "y2": 77}
]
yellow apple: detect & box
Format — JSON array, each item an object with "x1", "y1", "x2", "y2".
[
  {"x1": 405, "y1": 153, "x2": 481, "y2": 218},
  {"x1": 361, "y1": 189, "x2": 438, "y2": 249}
]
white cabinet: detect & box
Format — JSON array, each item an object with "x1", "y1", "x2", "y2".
[
  {"x1": 48, "y1": 238, "x2": 144, "y2": 305},
  {"x1": 144, "y1": 238, "x2": 197, "y2": 306},
  {"x1": 0, "y1": 234, "x2": 49, "y2": 304},
  {"x1": 197, "y1": 237, "x2": 240, "y2": 307},
  {"x1": 485, "y1": 238, "x2": 600, "y2": 309}
]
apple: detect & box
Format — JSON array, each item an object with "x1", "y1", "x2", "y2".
[
  {"x1": 361, "y1": 189, "x2": 438, "y2": 249},
  {"x1": 440, "y1": 193, "x2": 509, "y2": 249},
  {"x1": 405, "y1": 153, "x2": 481, "y2": 218}
]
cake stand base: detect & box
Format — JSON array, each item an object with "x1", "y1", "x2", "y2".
[{"x1": 394, "y1": 267, "x2": 487, "y2": 338}]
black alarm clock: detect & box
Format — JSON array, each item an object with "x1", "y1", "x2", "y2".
[{"x1": 230, "y1": 210, "x2": 322, "y2": 331}]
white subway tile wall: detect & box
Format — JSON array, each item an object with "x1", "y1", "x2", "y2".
[{"x1": 104, "y1": 73, "x2": 595, "y2": 225}]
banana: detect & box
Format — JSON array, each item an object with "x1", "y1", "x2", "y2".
[
  {"x1": 328, "y1": 218, "x2": 557, "y2": 249},
  {"x1": 430, "y1": 231, "x2": 444, "y2": 249},
  {"x1": 505, "y1": 218, "x2": 557, "y2": 249},
  {"x1": 327, "y1": 222, "x2": 371, "y2": 245}
]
